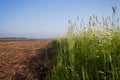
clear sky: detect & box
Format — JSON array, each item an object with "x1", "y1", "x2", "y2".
[{"x1": 0, "y1": 0, "x2": 120, "y2": 38}]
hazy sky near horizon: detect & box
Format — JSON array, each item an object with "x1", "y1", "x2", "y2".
[{"x1": 0, "y1": 0, "x2": 120, "y2": 38}]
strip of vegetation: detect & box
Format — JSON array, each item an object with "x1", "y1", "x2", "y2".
[
  {"x1": 0, "y1": 37, "x2": 27, "y2": 40},
  {"x1": 47, "y1": 5, "x2": 120, "y2": 80}
]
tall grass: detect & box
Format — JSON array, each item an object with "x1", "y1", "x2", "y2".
[{"x1": 46, "y1": 6, "x2": 120, "y2": 80}]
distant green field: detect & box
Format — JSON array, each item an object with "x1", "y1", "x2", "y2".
[{"x1": 0, "y1": 37, "x2": 28, "y2": 41}]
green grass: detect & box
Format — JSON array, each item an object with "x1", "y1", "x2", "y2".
[{"x1": 46, "y1": 15, "x2": 120, "y2": 80}]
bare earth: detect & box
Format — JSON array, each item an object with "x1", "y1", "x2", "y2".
[{"x1": 0, "y1": 39, "x2": 54, "y2": 80}]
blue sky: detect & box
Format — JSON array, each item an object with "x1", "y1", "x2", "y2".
[{"x1": 0, "y1": 0, "x2": 120, "y2": 38}]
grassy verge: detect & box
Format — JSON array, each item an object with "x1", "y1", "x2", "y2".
[{"x1": 47, "y1": 15, "x2": 120, "y2": 80}]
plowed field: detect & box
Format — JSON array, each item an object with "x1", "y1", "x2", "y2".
[{"x1": 0, "y1": 39, "x2": 54, "y2": 80}]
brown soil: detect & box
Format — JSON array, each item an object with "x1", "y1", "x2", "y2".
[{"x1": 0, "y1": 39, "x2": 55, "y2": 80}]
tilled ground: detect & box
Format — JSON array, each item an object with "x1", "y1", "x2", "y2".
[{"x1": 0, "y1": 39, "x2": 54, "y2": 80}]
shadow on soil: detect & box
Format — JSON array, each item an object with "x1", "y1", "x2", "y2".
[{"x1": 12, "y1": 43, "x2": 55, "y2": 80}]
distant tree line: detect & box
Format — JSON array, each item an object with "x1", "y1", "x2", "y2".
[{"x1": 0, "y1": 37, "x2": 27, "y2": 40}]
